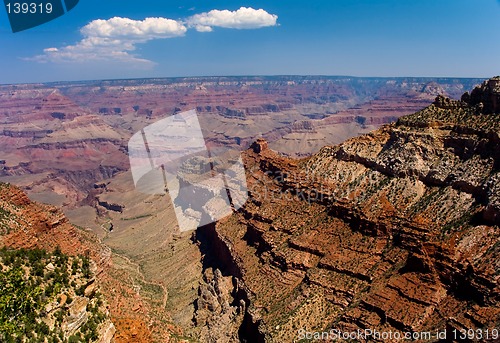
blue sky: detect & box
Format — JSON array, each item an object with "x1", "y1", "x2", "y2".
[{"x1": 1, "y1": 0, "x2": 499, "y2": 84}]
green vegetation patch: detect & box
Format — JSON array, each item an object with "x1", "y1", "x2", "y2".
[{"x1": 0, "y1": 247, "x2": 108, "y2": 343}]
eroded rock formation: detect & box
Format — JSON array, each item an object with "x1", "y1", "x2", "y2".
[
  {"x1": 196, "y1": 79, "x2": 500, "y2": 342},
  {"x1": 0, "y1": 183, "x2": 184, "y2": 342}
]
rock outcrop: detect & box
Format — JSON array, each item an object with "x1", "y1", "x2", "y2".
[
  {"x1": 194, "y1": 268, "x2": 245, "y2": 342},
  {"x1": 0, "y1": 183, "x2": 116, "y2": 342},
  {"x1": 466, "y1": 76, "x2": 500, "y2": 114},
  {"x1": 0, "y1": 183, "x2": 178, "y2": 343}
]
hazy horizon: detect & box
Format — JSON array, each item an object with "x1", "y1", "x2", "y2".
[{"x1": 0, "y1": 74, "x2": 492, "y2": 87}]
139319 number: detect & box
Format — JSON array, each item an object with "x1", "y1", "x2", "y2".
[
  {"x1": 453, "y1": 328, "x2": 499, "y2": 340},
  {"x1": 5, "y1": 2, "x2": 53, "y2": 14}
]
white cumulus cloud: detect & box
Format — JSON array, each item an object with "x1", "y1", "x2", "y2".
[
  {"x1": 81, "y1": 17, "x2": 187, "y2": 39},
  {"x1": 187, "y1": 7, "x2": 278, "y2": 32},
  {"x1": 29, "y1": 7, "x2": 278, "y2": 66},
  {"x1": 30, "y1": 17, "x2": 187, "y2": 65}
]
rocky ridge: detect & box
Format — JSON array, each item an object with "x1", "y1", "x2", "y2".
[
  {"x1": 198, "y1": 78, "x2": 500, "y2": 342},
  {"x1": 0, "y1": 182, "x2": 115, "y2": 342},
  {"x1": 0, "y1": 183, "x2": 186, "y2": 343}
]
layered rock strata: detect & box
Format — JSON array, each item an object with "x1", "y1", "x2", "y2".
[{"x1": 199, "y1": 79, "x2": 500, "y2": 342}]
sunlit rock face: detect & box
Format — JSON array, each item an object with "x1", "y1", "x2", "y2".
[{"x1": 205, "y1": 78, "x2": 500, "y2": 342}]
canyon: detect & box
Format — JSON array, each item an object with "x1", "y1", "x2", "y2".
[
  {"x1": 0, "y1": 76, "x2": 498, "y2": 342},
  {"x1": 0, "y1": 76, "x2": 482, "y2": 212}
]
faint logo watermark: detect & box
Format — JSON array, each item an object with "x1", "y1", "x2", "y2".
[{"x1": 128, "y1": 109, "x2": 248, "y2": 232}]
